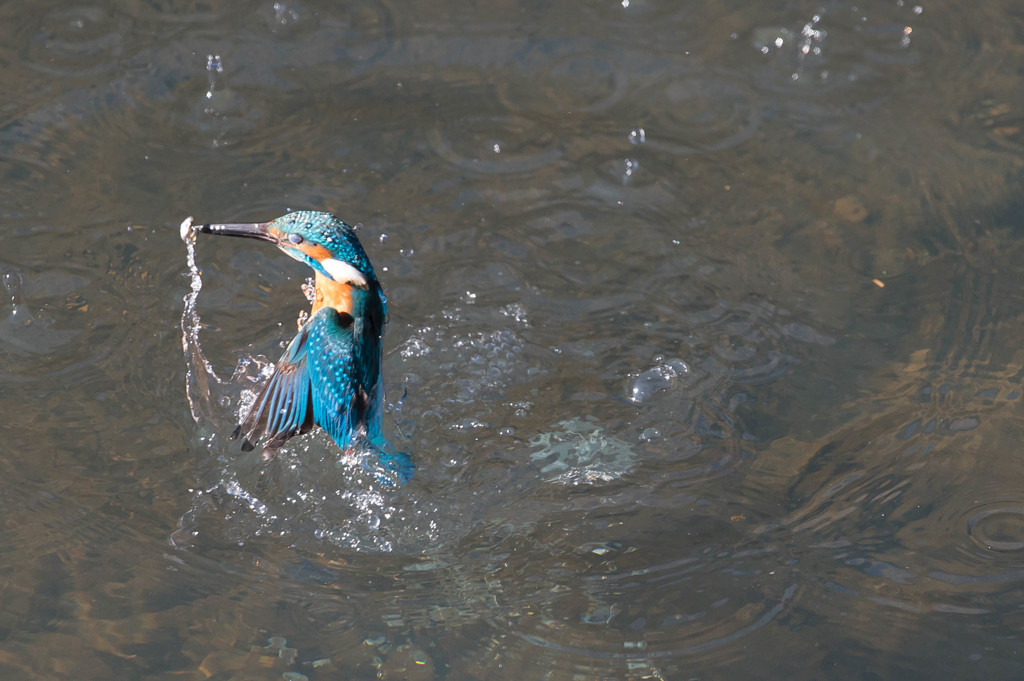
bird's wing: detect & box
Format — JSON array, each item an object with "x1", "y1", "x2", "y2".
[
  {"x1": 361, "y1": 285, "x2": 387, "y2": 444},
  {"x1": 306, "y1": 308, "x2": 415, "y2": 486},
  {"x1": 233, "y1": 324, "x2": 314, "y2": 452},
  {"x1": 306, "y1": 309, "x2": 365, "y2": 448}
]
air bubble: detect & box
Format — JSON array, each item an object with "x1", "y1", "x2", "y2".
[
  {"x1": 640, "y1": 427, "x2": 661, "y2": 441},
  {"x1": 629, "y1": 359, "x2": 690, "y2": 403}
]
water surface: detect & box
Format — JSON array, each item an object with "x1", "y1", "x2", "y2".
[{"x1": 3, "y1": 0, "x2": 1024, "y2": 678}]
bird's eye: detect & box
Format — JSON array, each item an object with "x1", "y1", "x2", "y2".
[{"x1": 288, "y1": 233, "x2": 304, "y2": 245}]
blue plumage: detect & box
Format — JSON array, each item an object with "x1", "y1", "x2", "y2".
[
  {"x1": 266, "y1": 211, "x2": 378, "y2": 285},
  {"x1": 307, "y1": 308, "x2": 367, "y2": 447},
  {"x1": 196, "y1": 211, "x2": 413, "y2": 486}
]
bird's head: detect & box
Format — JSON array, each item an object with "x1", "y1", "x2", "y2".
[{"x1": 196, "y1": 211, "x2": 377, "y2": 289}]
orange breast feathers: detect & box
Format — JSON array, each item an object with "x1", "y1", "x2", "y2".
[{"x1": 310, "y1": 271, "x2": 354, "y2": 316}]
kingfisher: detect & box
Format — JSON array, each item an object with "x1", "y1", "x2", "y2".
[{"x1": 193, "y1": 211, "x2": 413, "y2": 485}]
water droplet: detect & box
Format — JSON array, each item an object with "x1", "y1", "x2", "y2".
[
  {"x1": 3, "y1": 271, "x2": 24, "y2": 305},
  {"x1": 273, "y1": 2, "x2": 301, "y2": 26},
  {"x1": 500, "y1": 303, "x2": 528, "y2": 323},
  {"x1": 201, "y1": 54, "x2": 243, "y2": 118},
  {"x1": 640, "y1": 427, "x2": 661, "y2": 441},
  {"x1": 399, "y1": 337, "x2": 430, "y2": 359},
  {"x1": 629, "y1": 127, "x2": 646, "y2": 144}
]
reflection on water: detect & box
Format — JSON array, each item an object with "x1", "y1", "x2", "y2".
[{"x1": 4, "y1": 0, "x2": 1024, "y2": 678}]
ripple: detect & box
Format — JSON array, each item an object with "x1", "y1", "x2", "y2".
[
  {"x1": 0, "y1": 298, "x2": 81, "y2": 357},
  {"x1": 321, "y1": 0, "x2": 395, "y2": 63},
  {"x1": 485, "y1": 532, "x2": 799, "y2": 674},
  {"x1": 968, "y1": 505, "x2": 1024, "y2": 553},
  {"x1": 576, "y1": 0, "x2": 702, "y2": 52},
  {"x1": 0, "y1": 152, "x2": 68, "y2": 220},
  {"x1": 761, "y1": 367, "x2": 1024, "y2": 628},
  {"x1": 0, "y1": 265, "x2": 92, "y2": 369},
  {"x1": 428, "y1": 113, "x2": 561, "y2": 174},
  {"x1": 617, "y1": 300, "x2": 836, "y2": 493},
  {"x1": 321, "y1": 515, "x2": 804, "y2": 677},
  {"x1": 497, "y1": 40, "x2": 630, "y2": 115},
  {"x1": 23, "y1": 6, "x2": 124, "y2": 78},
  {"x1": 922, "y1": 490, "x2": 1024, "y2": 585},
  {"x1": 691, "y1": 300, "x2": 807, "y2": 385},
  {"x1": 638, "y1": 73, "x2": 761, "y2": 156},
  {"x1": 503, "y1": 584, "x2": 796, "y2": 661},
  {"x1": 748, "y1": 4, "x2": 923, "y2": 117}
]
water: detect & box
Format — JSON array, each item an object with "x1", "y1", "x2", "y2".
[{"x1": 3, "y1": 0, "x2": 1024, "y2": 678}]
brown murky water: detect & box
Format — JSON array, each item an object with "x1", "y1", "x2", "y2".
[{"x1": 3, "y1": 0, "x2": 1024, "y2": 678}]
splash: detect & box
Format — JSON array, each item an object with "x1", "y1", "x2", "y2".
[
  {"x1": 179, "y1": 216, "x2": 270, "y2": 424},
  {"x1": 180, "y1": 216, "x2": 222, "y2": 423},
  {"x1": 176, "y1": 217, "x2": 419, "y2": 552}
]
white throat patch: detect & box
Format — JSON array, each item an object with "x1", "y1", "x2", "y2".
[{"x1": 322, "y1": 257, "x2": 369, "y2": 288}]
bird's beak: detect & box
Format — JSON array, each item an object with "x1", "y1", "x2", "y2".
[{"x1": 194, "y1": 222, "x2": 278, "y2": 243}]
